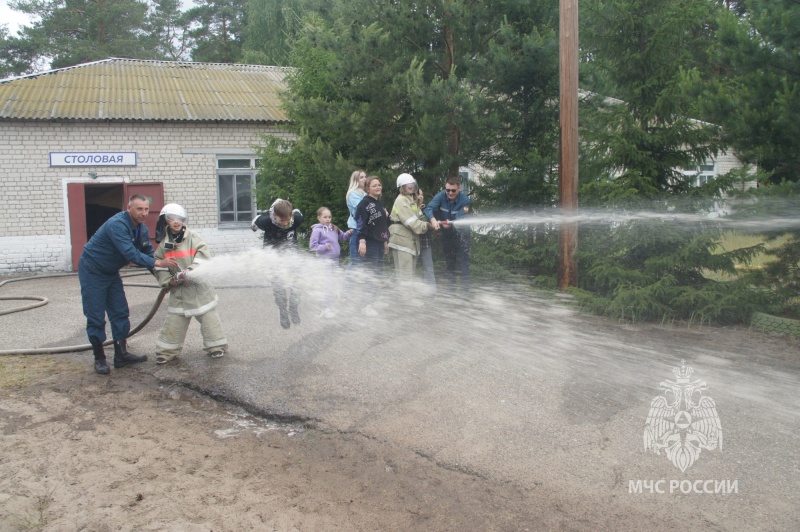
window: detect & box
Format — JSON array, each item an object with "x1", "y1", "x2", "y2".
[
  {"x1": 458, "y1": 169, "x2": 472, "y2": 193},
  {"x1": 217, "y1": 158, "x2": 259, "y2": 223},
  {"x1": 680, "y1": 161, "x2": 716, "y2": 187}
]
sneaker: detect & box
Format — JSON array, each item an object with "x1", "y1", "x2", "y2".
[
  {"x1": 362, "y1": 305, "x2": 378, "y2": 317},
  {"x1": 209, "y1": 350, "x2": 225, "y2": 358},
  {"x1": 155, "y1": 355, "x2": 172, "y2": 365}
]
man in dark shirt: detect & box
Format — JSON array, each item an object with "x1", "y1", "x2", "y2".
[
  {"x1": 79, "y1": 194, "x2": 178, "y2": 374},
  {"x1": 251, "y1": 199, "x2": 304, "y2": 328}
]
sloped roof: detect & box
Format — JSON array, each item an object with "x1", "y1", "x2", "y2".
[{"x1": 0, "y1": 58, "x2": 292, "y2": 122}]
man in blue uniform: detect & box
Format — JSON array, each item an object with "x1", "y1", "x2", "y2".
[
  {"x1": 425, "y1": 177, "x2": 472, "y2": 293},
  {"x1": 79, "y1": 194, "x2": 178, "y2": 374}
]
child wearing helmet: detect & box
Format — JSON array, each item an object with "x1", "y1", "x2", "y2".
[
  {"x1": 153, "y1": 204, "x2": 228, "y2": 364},
  {"x1": 388, "y1": 173, "x2": 430, "y2": 280}
]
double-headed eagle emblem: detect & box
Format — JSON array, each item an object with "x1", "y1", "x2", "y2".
[{"x1": 644, "y1": 361, "x2": 722, "y2": 472}]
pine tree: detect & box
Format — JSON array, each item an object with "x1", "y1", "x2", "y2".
[
  {"x1": 147, "y1": 0, "x2": 191, "y2": 61},
  {"x1": 182, "y1": 0, "x2": 248, "y2": 63},
  {"x1": 0, "y1": 24, "x2": 39, "y2": 77},
  {"x1": 9, "y1": 0, "x2": 152, "y2": 69}
]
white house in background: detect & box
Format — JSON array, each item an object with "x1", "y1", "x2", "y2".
[{"x1": 0, "y1": 58, "x2": 294, "y2": 274}]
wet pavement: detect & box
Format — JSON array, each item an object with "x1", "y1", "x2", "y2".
[{"x1": 1, "y1": 269, "x2": 798, "y2": 530}]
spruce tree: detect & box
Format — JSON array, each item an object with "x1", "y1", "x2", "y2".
[
  {"x1": 256, "y1": 0, "x2": 561, "y2": 226},
  {"x1": 697, "y1": 0, "x2": 800, "y2": 183},
  {"x1": 572, "y1": 0, "x2": 765, "y2": 324}
]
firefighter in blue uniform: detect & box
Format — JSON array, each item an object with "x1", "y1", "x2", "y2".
[
  {"x1": 425, "y1": 176, "x2": 472, "y2": 293},
  {"x1": 79, "y1": 194, "x2": 178, "y2": 374},
  {"x1": 251, "y1": 198, "x2": 305, "y2": 328}
]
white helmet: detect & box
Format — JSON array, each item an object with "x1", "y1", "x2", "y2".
[
  {"x1": 160, "y1": 203, "x2": 188, "y2": 223},
  {"x1": 396, "y1": 173, "x2": 417, "y2": 189}
]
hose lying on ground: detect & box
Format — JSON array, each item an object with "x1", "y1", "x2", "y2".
[{"x1": 0, "y1": 271, "x2": 167, "y2": 356}]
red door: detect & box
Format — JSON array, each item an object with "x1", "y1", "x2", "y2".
[
  {"x1": 67, "y1": 182, "x2": 165, "y2": 270},
  {"x1": 67, "y1": 183, "x2": 88, "y2": 271}
]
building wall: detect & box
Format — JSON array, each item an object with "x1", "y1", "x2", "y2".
[{"x1": 0, "y1": 120, "x2": 291, "y2": 274}]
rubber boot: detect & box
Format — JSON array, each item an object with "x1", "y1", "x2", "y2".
[
  {"x1": 113, "y1": 340, "x2": 147, "y2": 368},
  {"x1": 93, "y1": 343, "x2": 110, "y2": 375}
]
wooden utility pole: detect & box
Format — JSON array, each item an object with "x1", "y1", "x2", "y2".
[{"x1": 558, "y1": 0, "x2": 579, "y2": 289}]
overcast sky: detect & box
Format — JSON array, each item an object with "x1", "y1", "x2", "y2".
[{"x1": 1, "y1": 1, "x2": 35, "y2": 35}]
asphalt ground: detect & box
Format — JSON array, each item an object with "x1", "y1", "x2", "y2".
[{"x1": 1, "y1": 267, "x2": 798, "y2": 530}]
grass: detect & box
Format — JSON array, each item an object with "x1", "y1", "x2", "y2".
[
  {"x1": 0, "y1": 355, "x2": 83, "y2": 393},
  {"x1": 703, "y1": 231, "x2": 792, "y2": 281}
]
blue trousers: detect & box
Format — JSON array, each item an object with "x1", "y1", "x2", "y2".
[
  {"x1": 78, "y1": 257, "x2": 130, "y2": 345},
  {"x1": 349, "y1": 229, "x2": 360, "y2": 262},
  {"x1": 441, "y1": 229, "x2": 471, "y2": 293},
  {"x1": 361, "y1": 240, "x2": 386, "y2": 273}
]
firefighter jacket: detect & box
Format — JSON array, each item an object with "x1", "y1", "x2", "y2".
[
  {"x1": 389, "y1": 194, "x2": 429, "y2": 256},
  {"x1": 154, "y1": 230, "x2": 219, "y2": 317}
]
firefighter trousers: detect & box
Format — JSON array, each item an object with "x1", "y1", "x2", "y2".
[{"x1": 155, "y1": 309, "x2": 228, "y2": 361}]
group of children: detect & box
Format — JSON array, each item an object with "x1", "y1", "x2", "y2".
[{"x1": 150, "y1": 170, "x2": 453, "y2": 364}]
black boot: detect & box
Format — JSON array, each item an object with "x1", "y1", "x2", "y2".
[
  {"x1": 113, "y1": 340, "x2": 147, "y2": 368},
  {"x1": 93, "y1": 343, "x2": 110, "y2": 375}
]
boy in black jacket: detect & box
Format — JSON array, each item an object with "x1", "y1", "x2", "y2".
[{"x1": 251, "y1": 199, "x2": 304, "y2": 328}]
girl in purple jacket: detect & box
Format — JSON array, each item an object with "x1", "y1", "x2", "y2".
[{"x1": 309, "y1": 207, "x2": 352, "y2": 318}]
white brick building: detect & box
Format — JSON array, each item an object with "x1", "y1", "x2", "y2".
[{"x1": 0, "y1": 59, "x2": 293, "y2": 273}]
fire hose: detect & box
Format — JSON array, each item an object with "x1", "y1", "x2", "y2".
[{"x1": 0, "y1": 271, "x2": 167, "y2": 356}]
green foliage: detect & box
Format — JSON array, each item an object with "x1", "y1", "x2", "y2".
[
  {"x1": 0, "y1": 25, "x2": 39, "y2": 77},
  {"x1": 183, "y1": 0, "x2": 248, "y2": 63},
  {"x1": 147, "y1": 0, "x2": 191, "y2": 61},
  {"x1": 695, "y1": 0, "x2": 800, "y2": 183},
  {"x1": 581, "y1": 0, "x2": 724, "y2": 194},
  {"x1": 9, "y1": 0, "x2": 152, "y2": 69},
  {"x1": 266, "y1": 0, "x2": 560, "y2": 201},
  {"x1": 569, "y1": 0, "x2": 766, "y2": 325},
  {"x1": 730, "y1": 181, "x2": 800, "y2": 317},
  {"x1": 574, "y1": 207, "x2": 767, "y2": 324},
  {"x1": 470, "y1": 225, "x2": 559, "y2": 285},
  {"x1": 241, "y1": 0, "x2": 316, "y2": 66},
  {"x1": 255, "y1": 134, "x2": 394, "y2": 234}
]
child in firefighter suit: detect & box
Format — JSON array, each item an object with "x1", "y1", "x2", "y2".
[{"x1": 153, "y1": 204, "x2": 228, "y2": 364}]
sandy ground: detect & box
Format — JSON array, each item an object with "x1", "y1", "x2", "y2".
[
  {"x1": 2, "y1": 273, "x2": 799, "y2": 530},
  {"x1": 0, "y1": 355, "x2": 546, "y2": 531}
]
